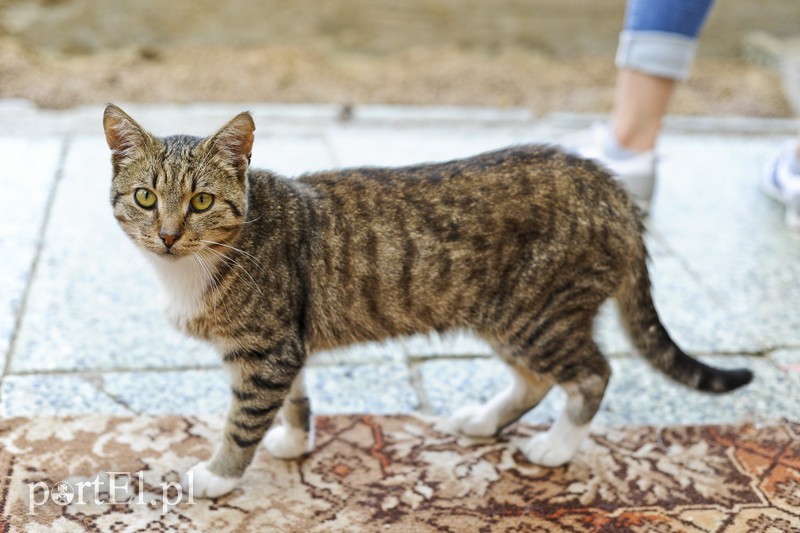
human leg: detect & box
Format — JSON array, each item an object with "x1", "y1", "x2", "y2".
[
  {"x1": 612, "y1": 0, "x2": 716, "y2": 151},
  {"x1": 611, "y1": 70, "x2": 676, "y2": 152},
  {"x1": 563, "y1": 0, "x2": 716, "y2": 210}
]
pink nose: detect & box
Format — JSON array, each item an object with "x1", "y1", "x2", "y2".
[{"x1": 160, "y1": 232, "x2": 181, "y2": 247}]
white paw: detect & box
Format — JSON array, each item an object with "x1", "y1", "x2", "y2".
[
  {"x1": 521, "y1": 433, "x2": 576, "y2": 467},
  {"x1": 445, "y1": 404, "x2": 499, "y2": 438},
  {"x1": 183, "y1": 461, "x2": 239, "y2": 499},
  {"x1": 264, "y1": 424, "x2": 312, "y2": 459}
]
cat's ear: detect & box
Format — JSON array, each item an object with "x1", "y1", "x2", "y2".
[
  {"x1": 103, "y1": 104, "x2": 154, "y2": 163},
  {"x1": 203, "y1": 112, "x2": 255, "y2": 175}
]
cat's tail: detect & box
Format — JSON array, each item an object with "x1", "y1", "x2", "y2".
[{"x1": 617, "y1": 249, "x2": 753, "y2": 393}]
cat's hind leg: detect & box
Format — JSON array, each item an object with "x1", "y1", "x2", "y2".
[
  {"x1": 446, "y1": 361, "x2": 553, "y2": 438},
  {"x1": 521, "y1": 341, "x2": 610, "y2": 467},
  {"x1": 264, "y1": 369, "x2": 314, "y2": 459}
]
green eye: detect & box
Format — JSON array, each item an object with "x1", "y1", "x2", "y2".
[
  {"x1": 191, "y1": 193, "x2": 214, "y2": 212},
  {"x1": 134, "y1": 188, "x2": 157, "y2": 209}
]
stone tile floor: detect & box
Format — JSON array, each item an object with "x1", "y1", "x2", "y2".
[{"x1": 1, "y1": 101, "x2": 798, "y2": 428}]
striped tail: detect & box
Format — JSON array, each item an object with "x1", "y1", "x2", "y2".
[{"x1": 617, "y1": 250, "x2": 753, "y2": 393}]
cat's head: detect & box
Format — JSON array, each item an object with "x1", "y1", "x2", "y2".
[{"x1": 103, "y1": 104, "x2": 254, "y2": 259}]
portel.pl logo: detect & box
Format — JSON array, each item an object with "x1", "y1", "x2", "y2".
[{"x1": 27, "y1": 471, "x2": 195, "y2": 514}]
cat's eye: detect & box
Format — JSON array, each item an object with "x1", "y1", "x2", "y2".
[
  {"x1": 134, "y1": 188, "x2": 157, "y2": 209},
  {"x1": 190, "y1": 192, "x2": 214, "y2": 212}
]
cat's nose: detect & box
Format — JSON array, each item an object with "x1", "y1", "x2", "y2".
[{"x1": 160, "y1": 231, "x2": 182, "y2": 248}]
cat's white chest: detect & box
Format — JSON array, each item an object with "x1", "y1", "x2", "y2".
[{"x1": 148, "y1": 254, "x2": 209, "y2": 333}]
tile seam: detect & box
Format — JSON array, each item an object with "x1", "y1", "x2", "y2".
[{"x1": 1, "y1": 137, "x2": 72, "y2": 393}]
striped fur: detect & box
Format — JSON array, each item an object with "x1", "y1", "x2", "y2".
[{"x1": 104, "y1": 105, "x2": 753, "y2": 492}]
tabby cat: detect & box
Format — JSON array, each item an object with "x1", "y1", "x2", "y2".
[{"x1": 103, "y1": 104, "x2": 753, "y2": 498}]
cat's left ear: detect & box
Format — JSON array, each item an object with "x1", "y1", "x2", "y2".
[
  {"x1": 204, "y1": 112, "x2": 255, "y2": 176},
  {"x1": 103, "y1": 104, "x2": 155, "y2": 164}
]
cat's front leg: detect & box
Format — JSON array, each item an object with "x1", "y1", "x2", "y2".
[{"x1": 184, "y1": 341, "x2": 305, "y2": 498}]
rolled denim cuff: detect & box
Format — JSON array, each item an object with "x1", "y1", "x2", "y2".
[{"x1": 615, "y1": 30, "x2": 699, "y2": 81}]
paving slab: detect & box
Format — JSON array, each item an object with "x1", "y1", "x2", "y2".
[
  {"x1": 599, "y1": 256, "x2": 762, "y2": 356},
  {"x1": 592, "y1": 254, "x2": 761, "y2": 357},
  {"x1": 416, "y1": 358, "x2": 563, "y2": 423},
  {"x1": 0, "y1": 137, "x2": 63, "y2": 368},
  {"x1": 10, "y1": 136, "x2": 218, "y2": 372},
  {"x1": 311, "y1": 332, "x2": 492, "y2": 367},
  {"x1": 0, "y1": 374, "x2": 131, "y2": 416},
  {"x1": 549, "y1": 112, "x2": 800, "y2": 135},
  {"x1": 305, "y1": 362, "x2": 418, "y2": 414},
  {"x1": 769, "y1": 348, "x2": 800, "y2": 382},
  {"x1": 310, "y1": 339, "x2": 407, "y2": 366},
  {"x1": 600, "y1": 355, "x2": 796, "y2": 426},
  {"x1": 350, "y1": 105, "x2": 534, "y2": 125},
  {"x1": 650, "y1": 257, "x2": 761, "y2": 353},
  {"x1": 252, "y1": 134, "x2": 335, "y2": 177},
  {"x1": 102, "y1": 369, "x2": 229, "y2": 415},
  {"x1": 326, "y1": 124, "x2": 555, "y2": 168},
  {"x1": 650, "y1": 134, "x2": 800, "y2": 350}
]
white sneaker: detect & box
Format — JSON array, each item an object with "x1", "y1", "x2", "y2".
[
  {"x1": 761, "y1": 141, "x2": 800, "y2": 230},
  {"x1": 560, "y1": 124, "x2": 656, "y2": 212}
]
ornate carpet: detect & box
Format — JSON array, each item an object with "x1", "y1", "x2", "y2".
[{"x1": 1, "y1": 415, "x2": 798, "y2": 532}]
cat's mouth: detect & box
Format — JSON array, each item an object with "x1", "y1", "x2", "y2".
[
  {"x1": 161, "y1": 246, "x2": 198, "y2": 259},
  {"x1": 155, "y1": 245, "x2": 206, "y2": 259},
  {"x1": 149, "y1": 245, "x2": 186, "y2": 259},
  {"x1": 141, "y1": 235, "x2": 201, "y2": 259}
]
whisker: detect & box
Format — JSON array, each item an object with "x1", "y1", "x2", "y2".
[
  {"x1": 190, "y1": 255, "x2": 218, "y2": 323},
  {"x1": 199, "y1": 244, "x2": 265, "y2": 297},
  {"x1": 203, "y1": 248, "x2": 262, "y2": 295},
  {"x1": 195, "y1": 252, "x2": 232, "y2": 323},
  {"x1": 200, "y1": 252, "x2": 259, "y2": 304},
  {"x1": 200, "y1": 239, "x2": 267, "y2": 270}
]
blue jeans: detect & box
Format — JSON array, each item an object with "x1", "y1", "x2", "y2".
[{"x1": 616, "y1": 0, "x2": 715, "y2": 80}]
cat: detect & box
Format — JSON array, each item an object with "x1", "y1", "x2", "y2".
[{"x1": 103, "y1": 104, "x2": 753, "y2": 498}]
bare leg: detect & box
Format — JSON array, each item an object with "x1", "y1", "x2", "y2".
[
  {"x1": 611, "y1": 69, "x2": 676, "y2": 152},
  {"x1": 264, "y1": 369, "x2": 314, "y2": 459}
]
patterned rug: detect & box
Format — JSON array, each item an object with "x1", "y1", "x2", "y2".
[{"x1": 1, "y1": 415, "x2": 798, "y2": 532}]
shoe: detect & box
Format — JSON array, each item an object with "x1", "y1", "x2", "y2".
[
  {"x1": 761, "y1": 141, "x2": 800, "y2": 230},
  {"x1": 559, "y1": 124, "x2": 656, "y2": 212}
]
